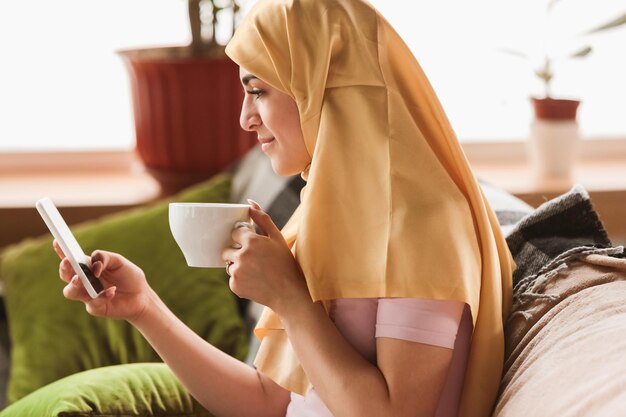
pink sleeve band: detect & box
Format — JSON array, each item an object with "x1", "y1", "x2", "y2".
[{"x1": 375, "y1": 298, "x2": 466, "y2": 349}]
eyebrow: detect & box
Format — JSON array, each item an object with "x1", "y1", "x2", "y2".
[{"x1": 241, "y1": 74, "x2": 259, "y2": 86}]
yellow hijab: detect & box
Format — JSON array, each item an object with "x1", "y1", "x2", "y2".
[{"x1": 226, "y1": 0, "x2": 514, "y2": 415}]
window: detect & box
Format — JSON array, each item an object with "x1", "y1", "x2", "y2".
[
  {"x1": 1, "y1": 0, "x2": 624, "y2": 151},
  {"x1": 0, "y1": 0, "x2": 189, "y2": 151},
  {"x1": 369, "y1": 0, "x2": 626, "y2": 142}
]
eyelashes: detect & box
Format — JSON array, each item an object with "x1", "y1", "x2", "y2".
[{"x1": 246, "y1": 89, "x2": 264, "y2": 99}]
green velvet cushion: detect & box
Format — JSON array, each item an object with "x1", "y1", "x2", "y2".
[
  {"x1": 0, "y1": 363, "x2": 213, "y2": 416},
  {"x1": 0, "y1": 173, "x2": 248, "y2": 404}
]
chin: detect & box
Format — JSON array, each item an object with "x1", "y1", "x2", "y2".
[
  {"x1": 271, "y1": 166, "x2": 294, "y2": 177},
  {"x1": 270, "y1": 161, "x2": 299, "y2": 177}
]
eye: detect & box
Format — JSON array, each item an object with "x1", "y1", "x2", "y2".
[{"x1": 246, "y1": 88, "x2": 264, "y2": 99}]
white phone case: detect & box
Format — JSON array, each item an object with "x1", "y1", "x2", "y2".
[{"x1": 35, "y1": 197, "x2": 104, "y2": 298}]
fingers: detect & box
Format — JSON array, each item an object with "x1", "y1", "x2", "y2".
[
  {"x1": 247, "y1": 199, "x2": 283, "y2": 240},
  {"x1": 59, "y1": 247, "x2": 120, "y2": 317},
  {"x1": 92, "y1": 260, "x2": 104, "y2": 278},
  {"x1": 234, "y1": 221, "x2": 255, "y2": 231},
  {"x1": 52, "y1": 240, "x2": 65, "y2": 259},
  {"x1": 248, "y1": 199, "x2": 262, "y2": 210},
  {"x1": 85, "y1": 287, "x2": 116, "y2": 316},
  {"x1": 231, "y1": 225, "x2": 255, "y2": 247},
  {"x1": 57, "y1": 244, "x2": 114, "y2": 281},
  {"x1": 59, "y1": 258, "x2": 74, "y2": 282},
  {"x1": 62, "y1": 275, "x2": 92, "y2": 303},
  {"x1": 222, "y1": 247, "x2": 239, "y2": 265},
  {"x1": 90, "y1": 250, "x2": 124, "y2": 273},
  {"x1": 220, "y1": 254, "x2": 240, "y2": 295},
  {"x1": 63, "y1": 275, "x2": 116, "y2": 314}
]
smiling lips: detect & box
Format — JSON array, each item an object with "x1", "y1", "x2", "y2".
[{"x1": 258, "y1": 137, "x2": 275, "y2": 152}]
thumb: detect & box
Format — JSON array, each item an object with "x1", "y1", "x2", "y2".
[
  {"x1": 247, "y1": 200, "x2": 282, "y2": 240},
  {"x1": 90, "y1": 250, "x2": 123, "y2": 276}
]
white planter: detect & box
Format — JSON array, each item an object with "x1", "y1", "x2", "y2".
[{"x1": 527, "y1": 119, "x2": 580, "y2": 179}]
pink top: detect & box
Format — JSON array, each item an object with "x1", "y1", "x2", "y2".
[{"x1": 285, "y1": 298, "x2": 473, "y2": 417}]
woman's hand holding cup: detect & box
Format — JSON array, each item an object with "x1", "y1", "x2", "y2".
[{"x1": 222, "y1": 200, "x2": 310, "y2": 315}]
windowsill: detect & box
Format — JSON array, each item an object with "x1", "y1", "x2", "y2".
[
  {"x1": 0, "y1": 151, "x2": 161, "y2": 208},
  {"x1": 470, "y1": 157, "x2": 626, "y2": 194},
  {"x1": 0, "y1": 151, "x2": 162, "y2": 249},
  {"x1": 1, "y1": 140, "x2": 625, "y2": 248},
  {"x1": 2, "y1": 140, "x2": 626, "y2": 206},
  {"x1": 462, "y1": 138, "x2": 626, "y2": 193},
  {"x1": 2, "y1": 137, "x2": 625, "y2": 201}
]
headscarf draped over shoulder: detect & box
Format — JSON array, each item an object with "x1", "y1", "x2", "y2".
[{"x1": 225, "y1": 1, "x2": 514, "y2": 415}]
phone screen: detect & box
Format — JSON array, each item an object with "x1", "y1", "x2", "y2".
[{"x1": 79, "y1": 263, "x2": 104, "y2": 293}]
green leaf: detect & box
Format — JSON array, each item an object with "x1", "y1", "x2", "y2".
[
  {"x1": 534, "y1": 69, "x2": 553, "y2": 84},
  {"x1": 586, "y1": 13, "x2": 626, "y2": 34},
  {"x1": 570, "y1": 46, "x2": 592, "y2": 58}
]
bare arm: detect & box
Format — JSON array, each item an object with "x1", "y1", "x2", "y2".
[
  {"x1": 279, "y1": 299, "x2": 453, "y2": 417},
  {"x1": 130, "y1": 290, "x2": 290, "y2": 417},
  {"x1": 55, "y1": 243, "x2": 290, "y2": 417}
]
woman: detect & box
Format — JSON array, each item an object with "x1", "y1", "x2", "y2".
[{"x1": 55, "y1": 0, "x2": 514, "y2": 416}]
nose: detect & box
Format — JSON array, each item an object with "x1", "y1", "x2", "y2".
[{"x1": 240, "y1": 96, "x2": 261, "y2": 132}]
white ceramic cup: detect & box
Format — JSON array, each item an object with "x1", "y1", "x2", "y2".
[{"x1": 169, "y1": 203, "x2": 252, "y2": 268}]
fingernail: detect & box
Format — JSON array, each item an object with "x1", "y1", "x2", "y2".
[
  {"x1": 93, "y1": 262, "x2": 102, "y2": 278},
  {"x1": 247, "y1": 199, "x2": 262, "y2": 210},
  {"x1": 71, "y1": 276, "x2": 79, "y2": 286}
]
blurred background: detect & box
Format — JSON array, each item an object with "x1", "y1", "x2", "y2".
[
  {"x1": 0, "y1": 1, "x2": 624, "y2": 411},
  {"x1": 0, "y1": 0, "x2": 624, "y2": 151},
  {"x1": 0, "y1": 0, "x2": 625, "y2": 247}
]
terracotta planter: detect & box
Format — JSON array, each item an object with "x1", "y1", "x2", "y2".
[
  {"x1": 531, "y1": 97, "x2": 580, "y2": 121},
  {"x1": 118, "y1": 47, "x2": 256, "y2": 195}
]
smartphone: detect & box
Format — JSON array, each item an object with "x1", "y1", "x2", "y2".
[{"x1": 35, "y1": 197, "x2": 104, "y2": 298}]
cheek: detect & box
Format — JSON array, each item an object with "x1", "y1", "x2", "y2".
[
  {"x1": 283, "y1": 110, "x2": 310, "y2": 164},
  {"x1": 262, "y1": 110, "x2": 292, "y2": 138}
]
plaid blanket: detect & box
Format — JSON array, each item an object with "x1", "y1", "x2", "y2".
[{"x1": 505, "y1": 184, "x2": 621, "y2": 289}]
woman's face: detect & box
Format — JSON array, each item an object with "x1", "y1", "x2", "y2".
[{"x1": 239, "y1": 67, "x2": 311, "y2": 176}]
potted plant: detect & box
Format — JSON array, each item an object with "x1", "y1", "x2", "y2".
[
  {"x1": 501, "y1": 4, "x2": 625, "y2": 179},
  {"x1": 118, "y1": 0, "x2": 256, "y2": 195},
  {"x1": 502, "y1": 4, "x2": 626, "y2": 121}
]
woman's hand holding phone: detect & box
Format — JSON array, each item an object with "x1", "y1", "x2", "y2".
[{"x1": 54, "y1": 241, "x2": 153, "y2": 322}]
